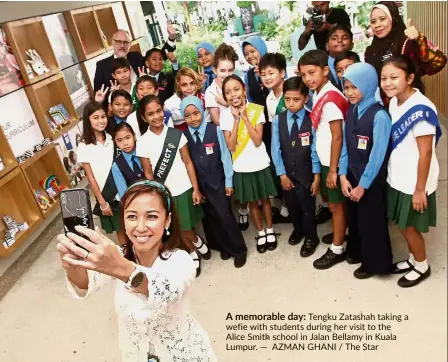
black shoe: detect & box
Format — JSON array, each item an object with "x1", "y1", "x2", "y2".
[
  {"x1": 398, "y1": 266, "x2": 431, "y2": 288},
  {"x1": 256, "y1": 234, "x2": 267, "y2": 253},
  {"x1": 220, "y1": 251, "x2": 231, "y2": 260},
  {"x1": 313, "y1": 248, "x2": 346, "y2": 270},
  {"x1": 238, "y1": 212, "x2": 249, "y2": 231},
  {"x1": 354, "y1": 266, "x2": 375, "y2": 279},
  {"x1": 272, "y1": 207, "x2": 290, "y2": 224},
  {"x1": 266, "y1": 232, "x2": 278, "y2": 251},
  {"x1": 195, "y1": 234, "x2": 211, "y2": 260},
  {"x1": 322, "y1": 233, "x2": 348, "y2": 245},
  {"x1": 191, "y1": 252, "x2": 201, "y2": 277},
  {"x1": 300, "y1": 237, "x2": 319, "y2": 257},
  {"x1": 346, "y1": 254, "x2": 361, "y2": 264},
  {"x1": 288, "y1": 229, "x2": 304, "y2": 246},
  {"x1": 316, "y1": 205, "x2": 332, "y2": 224},
  {"x1": 234, "y1": 253, "x2": 247, "y2": 268},
  {"x1": 391, "y1": 260, "x2": 414, "y2": 274}
]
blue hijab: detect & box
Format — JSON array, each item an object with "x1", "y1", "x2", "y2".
[
  {"x1": 196, "y1": 42, "x2": 215, "y2": 71},
  {"x1": 180, "y1": 96, "x2": 204, "y2": 129},
  {"x1": 241, "y1": 35, "x2": 268, "y2": 58},
  {"x1": 342, "y1": 62, "x2": 379, "y2": 111}
]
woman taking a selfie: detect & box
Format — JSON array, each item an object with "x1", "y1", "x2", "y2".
[{"x1": 56, "y1": 180, "x2": 216, "y2": 361}]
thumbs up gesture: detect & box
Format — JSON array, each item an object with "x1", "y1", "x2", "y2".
[{"x1": 404, "y1": 18, "x2": 419, "y2": 40}]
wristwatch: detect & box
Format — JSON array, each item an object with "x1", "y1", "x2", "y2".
[{"x1": 125, "y1": 265, "x2": 145, "y2": 290}]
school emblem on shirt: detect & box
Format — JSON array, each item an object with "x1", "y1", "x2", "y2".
[
  {"x1": 299, "y1": 132, "x2": 310, "y2": 147},
  {"x1": 357, "y1": 135, "x2": 369, "y2": 150}
]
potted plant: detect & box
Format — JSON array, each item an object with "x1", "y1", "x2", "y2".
[{"x1": 237, "y1": 1, "x2": 255, "y2": 34}]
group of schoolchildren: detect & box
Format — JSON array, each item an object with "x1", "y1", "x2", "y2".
[{"x1": 77, "y1": 23, "x2": 442, "y2": 288}]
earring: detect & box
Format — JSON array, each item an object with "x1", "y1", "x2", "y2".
[{"x1": 165, "y1": 227, "x2": 170, "y2": 236}]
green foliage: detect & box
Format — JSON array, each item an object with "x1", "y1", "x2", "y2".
[
  {"x1": 207, "y1": 19, "x2": 227, "y2": 34},
  {"x1": 258, "y1": 19, "x2": 278, "y2": 40},
  {"x1": 236, "y1": 1, "x2": 254, "y2": 9}
]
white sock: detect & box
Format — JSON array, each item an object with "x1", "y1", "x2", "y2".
[
  {"x1": 396, "y1": 253, "x2": 415, "y2": 270},
  {"x1": 330, "y1": 243, "x2": 344, "y2": 255},
  {"x1": 280, "y1": 206, "x2": 289, "y2": 217},
  {"x1": 193, "y1": 235, "x2": 209, "y2": 254},
  {"x1": 257, "y1": 229, "x2": 266, "y2": 245},
  {"x1": 322, "y1": 202, "x2": 328, "y2": 208},
  {"x1": 239, "y1": 207, "x2": 249, "y2": 216},
  {"x1": 266, "y1": 227, "x2": 276, "y2": 243},
  {"x1": 404, "y1": 259, "x2": 429, "y2": 281}
]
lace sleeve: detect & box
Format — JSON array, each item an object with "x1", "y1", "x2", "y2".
[
  {"x1": 66, "y1": 269, "x2": 113, "y2": 299},
  {"x1": 138, "y1": 250, "x2": 196, "y2": 310}
]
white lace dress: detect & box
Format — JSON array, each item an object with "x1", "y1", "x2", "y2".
[{"x1": 66, "y1": 249, "x2": 217, "y2": 362}]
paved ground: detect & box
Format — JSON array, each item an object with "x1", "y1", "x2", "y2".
[{"x1": 0, "y1": 126, "x2": 446, "y2": 362}]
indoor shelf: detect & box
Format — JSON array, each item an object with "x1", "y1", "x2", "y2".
[
  {"x1": 63, "y1": 7, "x2": 106, "y2": 61},
  {"x1": 94, "y1": 4, "x2": 119, "y2": 50},
  {"x1": 24, "y1": 73, "x2": 79, "y2": 141},
  {"x1": 0, "y1": 167, "x2": 42, "y2": 257},
  {"x1": 0, "y1": 125, "x2": 17, "y2": 179},
  {"x1": 3, "y1": 17, "x2": 60, "y2": 85}
]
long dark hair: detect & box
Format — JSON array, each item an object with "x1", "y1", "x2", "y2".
[
  {"x1": 82, "y1": 102, "x2": 106, "y2": 145},
  {"x1": 137, "y1": 95, "x2": 163, "y2": 135},
  {"x1": 222, "y1": 74, "x2": 246, "y2": 102},
  {"x1": 118, "y1": 182, "x2": 187, "y2": 262}
]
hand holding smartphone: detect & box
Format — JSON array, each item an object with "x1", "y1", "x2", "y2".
[{"x1": 60, "y1": 189, "x2": 95, "y2": 240}]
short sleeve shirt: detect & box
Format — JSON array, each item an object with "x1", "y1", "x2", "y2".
[{"x1": 205, "y1": 80, "x2": 228, "y2": 114}]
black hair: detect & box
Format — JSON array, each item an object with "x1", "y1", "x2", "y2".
[
  {"x1": 213, "y1": 43, "x2": 239, "y2": 68},
  {"x1": 113, "y1": 122, "x2": 135, "y2": 140},
  {"x1": 259, "y1": 52, "x2": 287, "y2": 72},
  {"x1": 82, "y1": 102, "x2": 106, "y2": 145},
  {"x1": 111, "y1": 57, "x2": 131, "y2": 73},
  {"x1": 334, "y1": 51, "x2": 360, "y2": 67},
  {"x1": 382, "y1": 55, "x2": 421, "y2": 90},
  {"x1": 283, "y1": 76, "x2": 309, "y2": 96},
  {"x1": 145, "y1": 47, "x2": 166, "y2": 62},
  {"x1": 137, "y1": 95, "x2": 163, "y2": 134},
  {"x1": 63, "y1": 157, "x2": 71, "y2": 173},
  {"x1": 327, "y1": 24, "x2": 353, "y2": 42},
  {"x1": 298, "y1": 49, "x2": 328, "y2": 68},
  {"x1": 110, "y1": 89, "x2": 132, "y2": 105},
  {"x1": 68, "y1": 150, "x2": 76, "y2": 164},
  {"x1": 221, "y1": 75, "x2": 246, "y2": 102},
  {"x1": 136, "y1": 75, "x2": 158, "y2": 90}
]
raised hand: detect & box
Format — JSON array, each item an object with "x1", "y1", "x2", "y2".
[
  {"x1": 94, "y1": 84, "x2": 110, "y2": 103},
  {"x1": 138, "y1": 66, "x2": 148, "y2": 77},
  {"x1": 109, "y1": 79, "x2": 121, "y2": 93},
  {"x1": 404, "y1": 18, "x2": 419, "y2": 40},
  {"x1": 165, "y1": 49, "x2": 177, "y2": 64},
  {"x1": 167, "y1": 21, "x2": 176, "y2": 40}
]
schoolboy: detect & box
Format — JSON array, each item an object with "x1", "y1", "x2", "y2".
[
  {"x1": 326, "y1": 25, "x2": 354, "y2": 91},
  {"x1": 271, "y1": 77, "x2": 321, "y2": 257},
  {"x1": 107, "y1": 57, "x2": 134, "y2": 104},
  {"x1": 299, "y1": 49, "x2": 349, "y2": 270},
  {"x1": 334, "y1": 51, "x2": 360, "y2": 81},
  {"x1": 144, "y1": 47, "x2": 179, "y2": 104}
]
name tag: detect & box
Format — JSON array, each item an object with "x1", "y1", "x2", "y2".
[
  {"x1": 299, "y1": 132, "x2": 310, "y2": 146},
  {"x1": 204, "y1": 143, "x2": 215, "y2": 155},
  {"x1": 357, "y1": 135, "x2": 369, "y2": 150}
]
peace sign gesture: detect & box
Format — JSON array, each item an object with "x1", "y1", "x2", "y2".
[
  {"x1": 138, "y1": 66, "x2": 148, "y2": 77},
  {"x1": 95, "y1": 84, "x2": 110, "y2": 103},
  {"x1": 110, "y1": 79, "x2": 121, "y2": 93},
  {"x1": 404, "y1": 18, "x2": 419, "y2": 40}
]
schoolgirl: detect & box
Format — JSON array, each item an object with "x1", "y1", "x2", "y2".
[
  {"x1": 181, "y1": 96, "x2": 248, "y2": 267},
  {"x1": 381, "y1": 56, "x2": 442, "y2": 288},
  {"x1": 204, "y1": 43, "x2": 238, "y2": 125},
  {"x1": 136, "y1": 95, "x2": 210, "y2": 276},
  {"x1": 339, "y1": 62, "x2": 393, "y2": 279},
  {"x1": 111, "y1": 123, "x2": 144, "y2": 198},
  {"x1": 76, "y1": 102, "x2": 126, "y2": 245},
  {"x1": 164, "y1": 67, "x2": 208, "y2": 131},
  {"x1": 220, "y1": 75, "x2": 278, "y2": 253},
  {"x1": 196, "y1": 42, "x2": 216, "y2": 91}
]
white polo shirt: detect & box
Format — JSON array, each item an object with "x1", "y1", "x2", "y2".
[
  {"x1": 266, "y1": 90, "x2": 282, "y2": 122},
  {"x1": 312, "y1": 81, "x2": 345, "y2": 167},
  {"x1": 135, "y1": 125, "x2": 192, "y2": 196},
  {"x1": 77, "y1": 133, "x2": 117, "y2": 199},
  {"x1": 205, "y1": 80, "x2": 228, "y2": 114},
  {"x1": 219, "y1": 106, "x2": 271, "y2": 173},
  {"x1": 387, "y1": 90, "x2": 439, "y2": 195}
]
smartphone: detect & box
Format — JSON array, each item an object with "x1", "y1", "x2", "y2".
[{"x1": 60, "y1": 188, "x2": 94, "y2": 238}]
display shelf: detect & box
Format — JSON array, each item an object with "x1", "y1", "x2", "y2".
[
  {"x1": 24, "y1": 73, "x2": 79, "y2": 141},
  {"x1": 129, "y1": 37, "x2": 143, "y2": 54},
  {"x1": 20, "y1": 143, "x2": 70, "y2": 219},
  {"x1": 20, "y1": 143, "x2": 54, "y2": 170},
  {"x1": 0, "y1": 125, "x2": 17, "y2": 179},
  {"x1": 94, "y1": 4, "x2": 119, "y2": 50},
  {"x1": 0, "y1": 167, "x2": 43, "y2": 257},
  {"x1": 63, "y1": 7, "x2": 106, "y2": 61},
  {"x1": 3, "y1": 17, "x2": 60, "y2": 85}
]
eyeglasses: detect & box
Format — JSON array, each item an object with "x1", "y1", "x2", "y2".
[{"x1": 113, "y1": 39, "x2": 131, "y2": 46}]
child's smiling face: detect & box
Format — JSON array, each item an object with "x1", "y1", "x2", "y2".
[
  {"x1": 111, "y1": 96, "x2": 132, "y2": 119},
  {"x1": 198, "y1": 48, "x2": 214, "y2": 68},
  {"x1": 327, "y1": 30, "x2": 353, "y2": 57},
  {"x1": 343, "y1": 80, "x2": 364, "y2": 105},
  {"x1": 224, "y1": 78, "x2": 246, "y2": 108},
  {"x1": 336, "y1": 59, "x2": 356, "y2": 80},
  {"x1": 299, "y1": 65, "x2": 329, "y2": 92},
  {"x1": 136, "y1": 81, "x2": 157, "y2": 100},
  {"x1": 260, "y1": 65, "x2": 285, "y2": 90},
  {"x1": 178, "y1": 75, "x2": 197, "y2": 97},
  {"x1": 144, "y1": 101, "x2": 165, "y2": 129},
  {"x1": 183, "y1": 105, "x2": 203, "y2": 129}
]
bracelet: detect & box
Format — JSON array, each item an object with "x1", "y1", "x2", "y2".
[{"x1": 100, "y1": 202, "x2": 110, "y2": 211}]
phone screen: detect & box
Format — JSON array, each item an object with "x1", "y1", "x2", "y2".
[{"x1": 60, "y1": 189, "x2": 94, "y2": 237}]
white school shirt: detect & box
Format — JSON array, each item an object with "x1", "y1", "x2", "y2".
[
  {"x1": 387, "y1": 89, "x2": 439, "y2": 195},
  {"x1": 266, "y1": 90, "x2": 282, "y2": 122},
  {"x1": 127, "y1": 111, "x2": 174, "y2": 139},
  {"x1": 205, "y1": 79, "x2": 228, "y2": 114},
  {"x1": 136, "y1": 125, "x2": 192, "y2": 196},
  {"x1": 312, "y1": 81, "x2": 345, "y2": 167},
  {"x1": 219, "y1": 105, "x2": 271, "y2": 173},
  {"x1": 66, "y1": 248, "x2": 217, "y2": 362}
]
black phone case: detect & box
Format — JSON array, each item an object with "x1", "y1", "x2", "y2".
[{"x1": 60, "y1": 188, "x2": 95, "y2": 238}]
